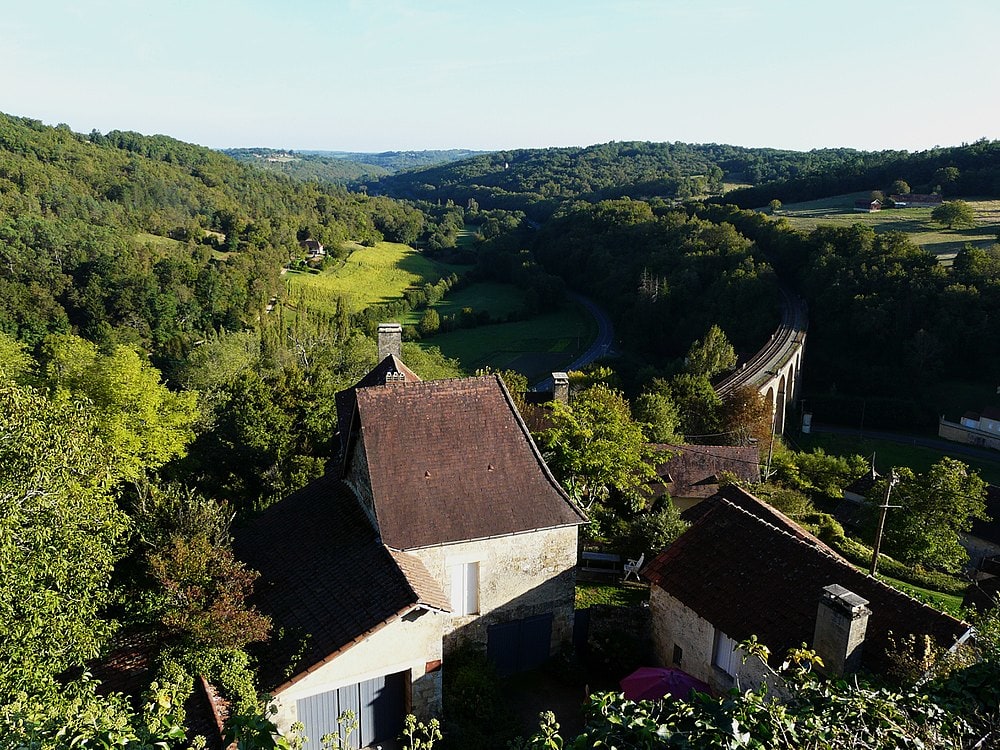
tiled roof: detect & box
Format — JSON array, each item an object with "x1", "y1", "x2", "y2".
[
  {"x1": 644, "y1": 489, "x2": 968, "y2": 674},
  {"x1": 232, "y1": 474, "x2": 448, "y2": 692},
  {"x1": 352, "y1": 375, "x2": 586, "y2": 550},
  {"x1": 89, "y1": 632, "x2": 226, "y2": 747},
  {"x1": 335, "y1": 355, "x2": 422, "y2": 457},
  {"x1": 648, "y1": 444, "x2": 760, "y2": 500}
]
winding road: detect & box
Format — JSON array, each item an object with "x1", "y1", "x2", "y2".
[{"x1": 531, "y1": 292, "x2": 615, "y2": 391}]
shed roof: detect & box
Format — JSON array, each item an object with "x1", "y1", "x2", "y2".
[
  {"x1": 644, "y1": 488, "x2": 968, "y2": 674},
  {"x1": 648, "y1": 444, "x2": 760, "y2": 500},
  {"x1": 351, "y1": 375, "x2": 586, "y2": 550},
  {"x1": 232, "y1": 474, "x2": 448, "y2": 692}
]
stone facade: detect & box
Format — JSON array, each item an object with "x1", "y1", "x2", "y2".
[
  {"x1": 343, "y1": 440, "x2": 377, "y2": 527},
  {"x1": 271, "y1": 609, "x2": 446, "y2": 734},
  {"x1": 649, "y1": 587, "x2": 784, "y2": 697},
  {"x1": 408, "y1": 525, "x2": 579, "y2": 655}
]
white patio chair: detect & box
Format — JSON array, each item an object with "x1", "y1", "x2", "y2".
[{"x1": 623, "y1": 552, "x2": 645, "y2": 581}]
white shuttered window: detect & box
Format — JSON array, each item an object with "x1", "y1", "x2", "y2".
[{"x1": 450, "y1": 561, "x2": 480, "y2": 615}]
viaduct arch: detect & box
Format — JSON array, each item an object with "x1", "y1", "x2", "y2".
[{"x1": 714, "y1": 287, "x2": 808, "y2": 435}]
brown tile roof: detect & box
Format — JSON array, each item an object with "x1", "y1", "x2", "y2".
[
  {"x1": 89, "y1": 632, "x2": 227, "y2": 747},
  {"x1": 648, "y1": 444, "x2": 760, "y2": 500},
  {"x1": 335, "y1": 355, "x2": 422, "y2": 457},
  {"x1": 232, "y1": 474, "x2": 448, "y2": 692},
  {"x1": 644, "y1": 489, "x2": 969, "y2": 675},
  {"x1": 351, "y1": 375, "x2": 586, "y2": 550}
]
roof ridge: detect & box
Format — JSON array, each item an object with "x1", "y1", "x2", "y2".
[{"x1": 492, "y1": 373, "x2": 588, "y2": 524}]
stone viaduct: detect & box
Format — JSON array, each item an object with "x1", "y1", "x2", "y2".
[{"x1": 714, "y1": 287, "x2": 808, "y2": 435}]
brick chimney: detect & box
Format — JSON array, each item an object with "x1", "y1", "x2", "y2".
[
  {"x1": 813, "y1": 584, "x2": 870, "y2": 676},
  {"x1": 377, "y1": 323, "x2": 402, "y2": 361},
  {"x1": 552, "y1": 372, "x2": 569, "y2": 404}
]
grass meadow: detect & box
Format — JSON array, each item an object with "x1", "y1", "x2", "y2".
[
  {"x1": 402, "y1": 282, "x2": 528, "y2": 325},
  {"x1": 792, "y1": 431, "x2": 1000, "y2": 485},
  {"x1": 419, "y1": 304, "x2": 597, "y2": 382},
  {"x1": 777, "y1": 194, "x2": 1000, "y2": 262},
  {"x1": 284, "y1": 241, "x2": 463, "y2": 315}
]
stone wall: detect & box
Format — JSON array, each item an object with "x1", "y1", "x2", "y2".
[
  {"x1": 648, "y1": 587, "x2": 786, "y2": 697},
  {"x1": 409, "y1": 525, "x2": 579, "y2": 655}
]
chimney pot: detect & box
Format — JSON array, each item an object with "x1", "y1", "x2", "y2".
[
  {"x1": 813, "y1": 584, "x2": 870, "y2": 677},
  {"x1": 552, "y1": 372, "x2": 570, "y2": 404},
  {"x1": 378, "y1": 323, "x2": 403, "y2": 361}
]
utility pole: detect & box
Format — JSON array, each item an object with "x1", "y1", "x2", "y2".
[{"x1": 869, "y1": 470, "x2": 900, "y2": 576}]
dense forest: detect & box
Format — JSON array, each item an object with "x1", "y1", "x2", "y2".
[
  {"x1": 4, "y1": 110, "x2": 1000, "y2": 747},
  {"x1": 223, "y1": 147, "x2": 485, "y2": 185},
  {"x1": 364, "y1": 140, "x2": 900, "y2": 220}
]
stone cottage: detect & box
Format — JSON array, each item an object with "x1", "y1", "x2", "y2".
[{"x1": 234, "y1": 324, "x2": 586, "y2": 747}]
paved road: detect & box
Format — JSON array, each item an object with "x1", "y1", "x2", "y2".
[
  {"x1": 809, "y1": 422, "x2": 1000, "y2": 464},
  {"x1": 532, "y1": 292, "x2": 615, "y2": 391}
]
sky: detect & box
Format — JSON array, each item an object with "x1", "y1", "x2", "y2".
[{"x1": 2, "y1": 0, "x2": 999, "y2": 153}]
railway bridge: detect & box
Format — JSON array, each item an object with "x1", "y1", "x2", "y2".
[{"x1": 714, "y1": 287, "x2": 808, "y2": 435}]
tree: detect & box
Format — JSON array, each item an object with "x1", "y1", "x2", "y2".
[
  {"x1": 684, "y1": 324, "x2": 737, "y2": 379},
  {"x1": 767, "y1": 199, "x2": 782, "y2": 215},
  {"x1": 931, "y1": 200, "x2": 976, "y2": 229},
  {"x1": 148, "y1": 533, "x2": 271, "y2": 649},
  {"x1": 867, "y1": 457, "x2": 988, "y2": 571},
  {"x1": 669, "y1": 373, "x2": 723, "y2": 439},
  {"x1": 0, "y1": 377, "x2": 128, "y2": 694},
  {"x1": 719, "y1": 386, "x2": 772, "y2": 446},
  {"x1": 633, "y1": 379, "x2": 682, "y2": 444},
  {"x1": 39, "y1": 333, "x2": 199, "y2": 483},
  {"x1": 537, "y1": 384, "x2": 660, "y2": 511},
  {"x1": 418, "y1": 307, "x2": 440, "y2": 336},
  {"x1": 890, "y1": 179, "x2": 911, "y2": 195}
]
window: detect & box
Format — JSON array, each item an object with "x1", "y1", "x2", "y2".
[
  {"x1": 712, "y1": 629, "x2": 740, "y2": 677},
  {"x1": 672, "y1": 644, "x2": 683, "y2": 666},
  {"x1": 450, "y1": 561, "x2": 479, "y2": 615}
]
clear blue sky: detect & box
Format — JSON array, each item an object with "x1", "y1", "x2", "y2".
[{"x1": 3, "y1": 0, "x2": 999, "y2": 153}]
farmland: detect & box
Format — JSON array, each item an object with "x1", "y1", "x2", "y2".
[
  {"x1": 777, "y1": 193, "x2": 1000, "y2": 261},
  {"x1": 284, "y1": 241, "x2": 463, "y2": 315}
]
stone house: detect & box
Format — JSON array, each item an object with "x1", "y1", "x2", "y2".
[
  {"x1": 646, "y1": 443, "x2": 760, "y2": 512},
  {"x1": 234, "y1": 324, "x2": 586, "y2": 747},
  {"x1": 642, "y1": 486, "x2": 970, "y2": 695}
]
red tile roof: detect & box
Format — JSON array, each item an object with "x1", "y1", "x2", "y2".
[
  {"x1": 644, "y1": 488, "x2": 968, "y2": 674},
  {"x1": 232, "y1": 474, "x2": 448, "y2": 692},
  {"x1": 351, "y1": 375, "x2": 586, "y2": 550},
  {"x1": 649, "y1": 444, "x2": 760, "y2": 500}
]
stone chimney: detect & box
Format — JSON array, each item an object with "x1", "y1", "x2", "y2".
[
  {"x1": 813, "y1": 584, "x2": 870, "y2": 676},
  {"x1": 377, "y1": 323, "x2": 402, "y2": 361},
  {"x1": 552, "y1": 372, "x2": 570, "y2": 404}
]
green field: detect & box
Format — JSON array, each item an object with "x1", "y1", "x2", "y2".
[
  {"x1": 793, "y1": 431, "x2": 1000, "y2": 485},
  {"x1": 403, "y1": 282, "x2": 528, "y2": 325},
  {"x1": 777, "y1": 194, "x2": 1000, "y2": 261},
  {"x1": 420, "y1": 305, "x2": 597, "y2": 382},
  {"x1": 284, "y1": 241, "x2": 463, "y2": 315}
]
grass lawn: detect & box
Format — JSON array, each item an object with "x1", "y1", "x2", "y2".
[
  {"x1": 793, "y1": 431, "x2": 1000, "y2": 485},
  {"x1": 576, "y1": 581, "x2": 649, "y2": 608},
  {"x1": 403, "y1": 282, "x2": 528, "y2": 325},
  {"x1": 419, "y1": 304, "x2": 597, "y2": 381},
  {"x1": 875, "y1": 573, "x2": 965, "y2": 617},
  {"x1": 776, "y1": 194, "x2": 1000, "y2": 261},
  {"x1": 285, "y1": 241, "x2": 463, "y2": 315}
]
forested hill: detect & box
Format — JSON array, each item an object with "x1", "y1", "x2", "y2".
[
  {"x1": 363, "y1": 141, "x2": 882, "y2": 219},
  {"x1": 223, "y1": 147, "x2": 486, "y2": 184},
  {"x1": 722, "y1": 138, "x2": 1000, "y2": 207},
  {"x1": 0, "y1": 113, "x2": 429, "y2": 356}
]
